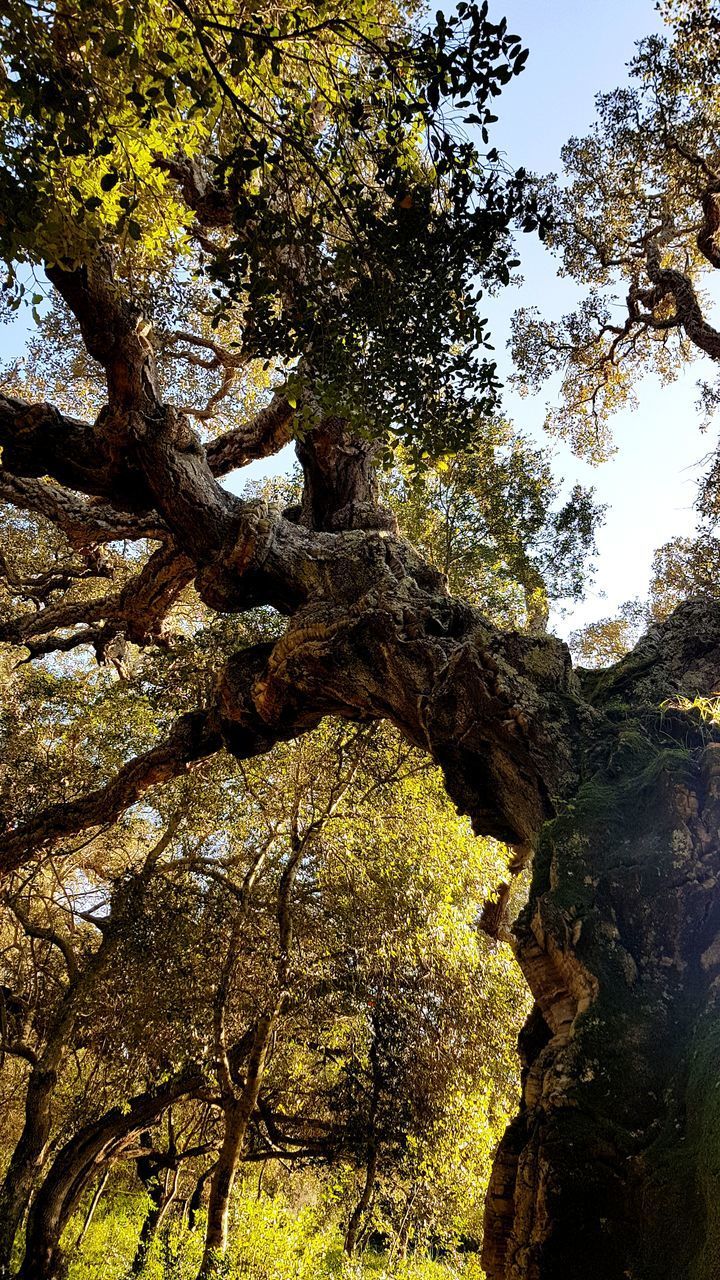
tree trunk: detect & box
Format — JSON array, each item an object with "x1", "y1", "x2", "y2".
[
  {"x1": 197, "y1": 1014, "x2": 275, "y2": 1278},
  {"x1": 0, "y1": 899, "x2": 124, "y2": 1276},
  {"x1": 295, "y1": 419, "x2": 396, "y2": 533},
  {"x1": 72, "y1": 1169, "x2": 109, "y2": 1252},
  {"x1": 131, "y1": 1149, "x2": 178, "y2": 1275},
  {"x1": 0, "y1": 1066, "x2": 58, "y2": 1278},
  {"x1": 197, "y1": 1099, "x2": 248, "y2": 1275},
  {"x1": 16, "y1": 1067, "x2": 201, "y2": 1280},
  {"x1": 483, "y1": 717, "x2": 720, "y2": 1280},
  {"x1": 345, "y1": 1145, "x2": 379, "y2": 1255},
  {"x1": 188, "y1": 1164, "x2": 216, "y2": 1232}
]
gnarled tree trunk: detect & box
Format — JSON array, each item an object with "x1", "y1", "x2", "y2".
[
  {"x1": 5, "y1": 250, "x2": 720, "y2": 1279},
  {"x1": 483, "y1": 635, "x2": 720, "y2": 1280}
]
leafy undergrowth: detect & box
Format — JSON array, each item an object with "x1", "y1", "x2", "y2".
[{"x1": 65, "y1": 1189, "x2": 487, "y2": 1280}]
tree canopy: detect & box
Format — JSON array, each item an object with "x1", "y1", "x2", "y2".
[
  {"x1": 0, "y1": 0, "x2": 549, "y2": 458},
  {"x1": 3, "y1": 2, "x2": 720, "y2": 1280}
]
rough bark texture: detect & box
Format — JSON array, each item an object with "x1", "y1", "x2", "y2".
[
  {"x1": 483, "y1": 601, "x2": 720, "y2": 1280},
  {"x1": 295, "y1": 418, "x2": 396, "y2": 533},
  {"x1": 4, "y1": 247, "x2": 720, "y2": 1278}
]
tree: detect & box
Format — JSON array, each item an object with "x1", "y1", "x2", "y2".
[
  {"x1": 1, "y1": 700, "x2": 525, "y2": 1276},
  {"x1": 1, "y1": 3, "x2": 720, "y2": 1280}
]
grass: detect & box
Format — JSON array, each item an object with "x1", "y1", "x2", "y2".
[{"x1": 64, "y1": 1188, "x2": 488, "y2": 1280}]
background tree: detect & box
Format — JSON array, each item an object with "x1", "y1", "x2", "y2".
[
  {"x1": 510, "y1": 0, "x2": 720, "y2": 583},
  {"x1": 1, "y1": 709, "x2": 528, "y2": 1278},
  {"x1": 2, "y1": 3, "x2": 720, "y2": 1280}
]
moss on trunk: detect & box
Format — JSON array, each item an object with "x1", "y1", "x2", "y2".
[{"x1": 484, "y1": 701, "x2": 720, "y2": 1280}]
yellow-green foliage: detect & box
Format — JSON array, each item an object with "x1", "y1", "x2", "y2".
[
  {"x1": 65, "y1": 1185, "x2": 489, "y2": 1280},
  {"x1": 665, "y1": 693, "x2": 720, "y2": 726}
]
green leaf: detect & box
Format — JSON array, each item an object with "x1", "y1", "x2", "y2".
[{"x1": 102, "y1": 33, "x2": 126, "y2": 58}]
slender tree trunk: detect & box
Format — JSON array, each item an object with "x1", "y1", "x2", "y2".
[
  {"x1": 0, "y1": 1066, "x2": 59, "y2": 1278},
  {"x1": 344, "y1": 1145, "x2": 379, "y2": 1255},
  {"x1": 196, "y1": 1013, "x2": 274, "y2": 1274},
  {"x1": 131, "y1": 1175, "x2": 177, "y2": 1274},
  {"x1": 131, "y1": 1151, "x2": 178, "y2": 1275},
  {"x1": 483, "y1": 727, "x2": 720, "y2": 1280},
  {"x1": 392, "y1": 1185, "x2": 417, "y2": 1262},
  {"x1": 197, "y1": 1014, "x2": 275, "y2": 1279},
  {"x1": 197, "y1": 827, "x2": 304, "y2": 1278},
  {"x1": 72, "y1": 1169, "x2": 109, "y2": 1252},
  {"x1": 198, "y1": 1099, "x2": 249, "y2": 1273},
  {"x1": 188, "y1": 1164, "x2": 216, "y2": 1232}
]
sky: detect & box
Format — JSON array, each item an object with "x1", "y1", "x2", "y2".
[
  {"x1": 0, "y1": 0, "x2": 713, "y2": 640},
  {"x1": 484, "y1": 0, "x2": 712, "y2": 636}
]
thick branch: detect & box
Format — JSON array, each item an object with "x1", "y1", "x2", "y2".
[
  {"x1": 295, "y1": 419, "x2": 397, "y2": 533},
  {"x1": 0, "y1": 388, "x2": 283, "y2": 512},
  {"x1": 0, "y1": 393, "x2": 145, "y2": 503},
  {"x1": 153, "y1": 156, "x2": 233, "y2": 228},
  {"x1": 0, "y1": 546, "x2": 193, "y2": 658},
  {"x1": 0, "y1": 596, "x2": 108, "y2": 648},
  {"x1": 645, "y1": 236, "x2": 720, "y2": 362},
  {"x1": 0, "y1": 472, "x2": 167, "y2": 547},
  {"x1": 46, "y1": 259, "x2": 159, "y2": 414},
  {"x1": 210, "y1": 577, "x2": 579, "y2": 845},
  {"x1": 698, "y1": 187, "x2": 720, "y2": 270},
  {"x1": 106, "y1": 545, "x2": 194, "y2": 647},
  {"x1": 205, "y1": 394, "x2": 294, "y2": 475}
]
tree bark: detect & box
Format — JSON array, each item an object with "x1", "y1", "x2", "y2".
[
  {"x1": 197, "y1": 1015, "x2": 275, "y2": 1278},
  {"x1": 72, "y1": 1169, "x2": 109, "y2": 1253},
  {"x1": 131, "y1": 1154, "x2": 178, "y2": 1275},
  {"x1": 483, "y1": 610, "x2": 720, "y2": 1280},
  {"x1": 295, "y1": 419, "x2": 396, "y2": 533},
  {"x1": 0, "y1": 1066, "x2": 59, "y2": 1279},
  {"x1": 344, "y1": 1145, "x2": 379, "y2": 1255},
  {"x1": 0, "y1": 920, "x2": 122, "y2": 1279},
  {"x1": 198, "y1": 1099, "x2": 249, "y2": 1274},
  {"x1": 188, "y1": 1164, "x2": 216, "y2": 1232},
  {"x1": 5, "y1": 245, "x2": 720, "y2": 1278},
  {"x1": 15, "y1": 1066, "x2": 203, "y2": 1280}
]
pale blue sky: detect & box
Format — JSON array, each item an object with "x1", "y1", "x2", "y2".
[
  {"x1": 487, "y1": 0, "x2": 710, "y2": 635},
  {"x1": 1, "y1": 0, "x2": 710, "y2": 638}
]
